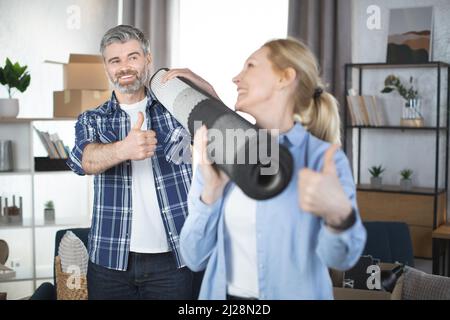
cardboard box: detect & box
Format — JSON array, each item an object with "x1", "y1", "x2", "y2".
[
  {"x1": 47, "y1": 54, "x2": 110, "y2": 90},
  {"x1": 331, "y1": 262, "x2": 402, "y2": 300},
  {"x1": 333, "y1": 287, "x2": 392, "y2": 300},
  {"x1": 53, "y1": 90, "x2": 111, "y2": 118}
]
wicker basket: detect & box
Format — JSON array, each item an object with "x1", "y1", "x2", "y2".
[{"x1": 55, "y1": 255, "x2": 88, "y2": 300}]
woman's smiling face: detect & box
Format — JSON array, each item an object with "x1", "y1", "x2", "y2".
[{"x1": 232, "y1": 46, "x2": 282, "y2": 117}]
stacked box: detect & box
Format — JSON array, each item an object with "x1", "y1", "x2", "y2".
[{"x1": 51, "y1": 54, "x2": 111, "y2": 118}]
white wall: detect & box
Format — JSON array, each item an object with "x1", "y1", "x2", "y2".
[
  {"x1": 351, "y1": 0, "x2": 450, "y2": 199},
  {"x1": 352, "y1": 0, "x2": 450, "y2": 63},
  {"x1": 0, "y1": 0, "x2": 118, "y2": 299},
  {"x1": 0, "y1": 0, "x2": 118, "y2": 117}
]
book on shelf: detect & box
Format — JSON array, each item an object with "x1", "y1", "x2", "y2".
[
  {"x1": 362, "y1": 96, "x2": 383, "y2": 127},
  {"x1": 361, "y1": 96, "x2": 380, "y2": 126},
  {"x1": 49, "y1": 133, "x2": 68, "y2": 158},
  {"x1": 346, "y1": 96, "x2": 357, "y2": 125},
  {"x1": 358, "y1": 96, "x2": 371, "y2": 125},
  {"x1": 33, "y1": 126, "x2": 68, "y2": 159},
  {"x1": 347, "y1": 89, "x2": 365, "y2": 125},
  {"x1": 33, "y1": 126, "x2": 57, "y2": 159},
  {"x1": 346, "y1": 90, "x2": 385, "y2": 126},
  {"x1": 346, "y1": 89, "x2": 356, "y2": 125}
]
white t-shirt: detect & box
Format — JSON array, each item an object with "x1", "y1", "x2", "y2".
[
  {"x1": 120, "y1": 97, "x2": 170, "y2": 253},
  {"x1": 224, "y1": 185, "x2": 259, "y2": 298}
]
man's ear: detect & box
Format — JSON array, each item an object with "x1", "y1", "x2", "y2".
[{"x1": 146, "y1": 53, "x2": 152, "y2": 65}]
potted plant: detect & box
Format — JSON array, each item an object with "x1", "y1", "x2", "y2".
[
  {"x1": 0, "y1": 58, "x2": 31, "y2": 118},
  {"x1": 369, "y1": 165, "x2": 385, "y2": 188},
  {"x1": 381, "y1": 74, "x2": 423, "y2": 127},
  {"x1": 44, "y1": 200, "x2": 55, "y2": 223},
  {"x1": 400, "y1": 169, "x2": 413, "y2": 191}
]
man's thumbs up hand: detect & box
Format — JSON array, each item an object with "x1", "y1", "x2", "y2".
[
  {"x1": 297, "y1": 144, "x2": 352, "y2": 230},
  {"x1": 132, "y1": 111, "x2": 145, "y2": 130},
  {"x1": 117, "y1": 111, "x2": 158, "y2": 161}
]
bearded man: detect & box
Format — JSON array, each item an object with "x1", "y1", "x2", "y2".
[{"x1": 67, "y1": 25, "x2": 193, "y2": 300}]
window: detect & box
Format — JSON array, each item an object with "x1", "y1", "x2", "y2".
[{"x1": 171, "y1": 0, "x2": 288, "y2": 114}]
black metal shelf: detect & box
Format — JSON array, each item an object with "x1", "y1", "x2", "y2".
[
  {"x1": 346, "y1": 61, "x2": 450, "y2": 69},
  {"x1": 343, "y1": 61, "x2": 449, "y2": 245},
  {"x1": 0, "y1": 276, "x2": 52, "y2": 283},
  {"x1": 0, "y1": 117, "x2": 77, "y2": 124},
  {"x1": 0, "y1": 170, "x2": 32, "y2": 176},
  {"x1": 34, "y1": 157, "x2": 70, "y2": 172},
  {"x1": 357, "y1": 184, "x2": 446, "y2": 196},
  {"x1": 346, "y1": 126, "x2": 448, "y2": 131}
]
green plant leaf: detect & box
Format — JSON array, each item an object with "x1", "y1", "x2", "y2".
[
  {"x1": 400, "y1": 169, "x2": 413, "y2": 179},
  {"x1": 381, "y1": 74, "x2": 419, "y2": 101},
  {"x1": 45, "y1": 200, "x2": 54, "y2": 209},
  {"x1": 0, "y1": 67, "x2": 6, "y2": 85},
  {"x1": 369, "y1": 165, "x2": 385, "y2": 177},
  {"x1": 13, "y1": 64, "x2": 26, "y2": 78},
  {"x1": 11, "y1": 62, "x2": 26, "y2": 80},
  {"x1": 384, "y1": 75, "x2": 398, "y2": 86},
  {"x1": 5, "y1": 58, "x2": 13, "y2": 69},
  {"x1": 17, "y1": 73, "x2": 30, "y2": 92},
  {"x1": 381, "y1": 87, "x2": 394, "y2": 93},
  {"x1": 0, "y1": 58, "x2": 31, "y2": 95}
]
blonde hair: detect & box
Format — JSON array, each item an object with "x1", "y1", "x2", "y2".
[{"x1": 263, "y1": 38, "x2": 341, "y2": 144}]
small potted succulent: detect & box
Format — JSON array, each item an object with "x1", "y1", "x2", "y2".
[
  {"x1": 0, "y1": 58, "x2": 31, "y2": 118},
  {"x1": 400, "y1": 169, "x2": 413, "y2": 191},
  {"x1": 44, "y1": 200, "x2": 55, "y2": 223},
  {"x1": 369, "y1": 165, "x2": 385, "y2": 188}
]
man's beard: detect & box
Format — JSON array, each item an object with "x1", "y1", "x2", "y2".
[{"x1": 109, "y1": 67, "x2": 151, "y2": 94}]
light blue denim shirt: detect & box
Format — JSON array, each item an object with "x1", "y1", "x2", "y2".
[{"x1": 180, "y1": 122, "x2": 367, "y2": 300}]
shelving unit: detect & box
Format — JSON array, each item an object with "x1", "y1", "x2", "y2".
[
  {"x1": 343, "y1": 62, "x2": 449, "y2": 264},
  {"x1": 0, "y1": 118, "x2": 91, "y2": 299},
  {"x1": 356, "y1": 184, "x2": 446, "y2": 196},
  {"x1": 347, "y1": 126, "x2": 448, "y2": 131}
]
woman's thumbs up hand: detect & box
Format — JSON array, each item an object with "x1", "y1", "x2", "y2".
[{"x1": 297, "y1": 144, "x2": 352, "y2": 230}]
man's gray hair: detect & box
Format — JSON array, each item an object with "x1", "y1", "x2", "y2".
[{"x1": 100, "y1": 24, "x2": 150, "y2": 56}]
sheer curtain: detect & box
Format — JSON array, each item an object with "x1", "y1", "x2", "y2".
[
  {"x1": 288, "y1": 0, "x2": 353, "y2": 151},
  {"x1": 122, "y1": 0, "x2": 174, "y2": 71}
]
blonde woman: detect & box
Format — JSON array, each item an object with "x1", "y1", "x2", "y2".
[{"x1": 165, "y1": 38, "x2": 366, "y2": 300}]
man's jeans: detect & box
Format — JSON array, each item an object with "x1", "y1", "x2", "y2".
[{"x1": 87, "y1": 251, "x2": 193, "y2": 299}]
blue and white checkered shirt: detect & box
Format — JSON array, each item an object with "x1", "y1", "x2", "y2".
[{"x1": 67, "y1": 89, "x2": 192, "y2": 271}]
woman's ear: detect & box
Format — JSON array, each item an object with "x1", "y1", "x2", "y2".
[{"x1": 278, "y1": 67, "x2": 297, "y2": 89}]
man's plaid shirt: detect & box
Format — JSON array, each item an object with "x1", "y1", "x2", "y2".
[{"x1": 67, "y1": 89, "x2": 192, "y2": 271}]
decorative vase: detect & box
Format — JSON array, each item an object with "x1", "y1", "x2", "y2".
[
  {"x1": 58, "y1": 231, "x2": 89, "y2": 276},
  {"x1": 44, "y1": 208, "x2": 55, "y2": 223},
  {"x1": 400, "y1": 179, "x2": 412, "y2": 191},
  {"x1": 0, "y1": 99, "x2": 19, "y2": 118},
  {"x1": 4, "y1": 206, "x2": 22, "y2": 224},
  {"x1": 0, "y1": 140, "x2": 13, "y2": 172},
  {"x1": 400, "y1": 98, "x2": 424, "y2": 127},
  {"x1": 370, "y1": 177, "x2": 382, "y2": 188}
]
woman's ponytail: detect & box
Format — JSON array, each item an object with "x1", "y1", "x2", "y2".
[{"x1": 264, "y1": 38, "x2": 341, "y2": 144}]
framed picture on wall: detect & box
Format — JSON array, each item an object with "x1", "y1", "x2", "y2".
[{"x1": 386, "y1": 6, "x2": 434, "y2": 64}]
